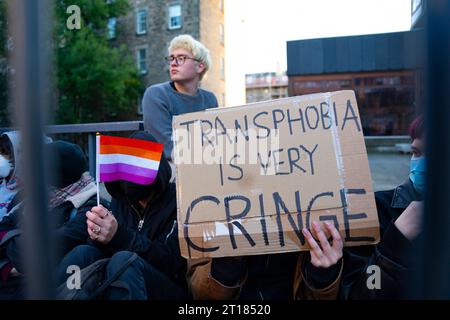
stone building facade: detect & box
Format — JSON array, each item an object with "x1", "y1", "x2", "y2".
[{"x1": 111, "y1": 0, "x2": 225, "y2": 113}]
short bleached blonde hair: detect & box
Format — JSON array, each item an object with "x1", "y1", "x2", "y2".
[{"x1": 168, "y1": 34, "x2": 211, "y2": 79}]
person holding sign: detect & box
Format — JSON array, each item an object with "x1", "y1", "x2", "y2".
[
  {"x1": 57, "y1": 132, "x2": 187, "y2": 300},
  {"x1": 187, "y1": 221, "x2": 343, "y2": 300},
  {"x1": 341, "y1": 116, "x2": 425, "y2": 299},
  {"x1": 142, "y1": 34, "x2": 218, "y2": 165},
  {"x1": 174, "y1": 90, "x2": 382, "y2": 300}
]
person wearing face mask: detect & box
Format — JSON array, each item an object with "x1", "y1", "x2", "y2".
[
  {"x1": 0, "y1": 139, "x2": 106, "y2": 299},
  {"x1": 57, "y1": 132, "x2": 187, "y2": 300},
  {"x1": 0, "y1": 132, "x2": 23, "y2": 299},
  {"x1": 0, "y1": 132, "x2": 52, "y2": 223},
  {"x1": 340, "y1": 116, "x2": 425, "y2": 299},
  {"x1": 0, "y1": 132, "x2": 21, "y2": 223}
]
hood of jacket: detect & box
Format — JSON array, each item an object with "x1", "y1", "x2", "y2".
[
  {"x1": 105, "y1": 131, "x2": 173, "y2": 211},
  {"x1": 391, "y1": 178, "x2": 422, "y2": 209},
  {"x1": 2, "y1": 131, "x2": 21, "y2": 183},
  {"x1": 0, "y1": 131, "x2": 53, "y2": 185},
  {"x1": 104, "y1": 131, "x2": 176, "y2": 240}
]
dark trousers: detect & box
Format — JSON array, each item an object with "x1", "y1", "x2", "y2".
[{"x1": 58, "y1": 245, "x2": 188, "y2": 300}]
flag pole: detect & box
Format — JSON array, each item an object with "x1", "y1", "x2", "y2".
[
  {"x1": 97, "y1": 183, "x2": 100, "y2": 207},
  {"x1": 96, "y1": 133, "x2": 100, "y2": 207}
]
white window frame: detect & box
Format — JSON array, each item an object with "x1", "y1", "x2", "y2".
[
  {"x1": 137, "y1": 96, "x2": 143, "y2": 115},
  {"x1": 220, "y1": 57, "x2": 225, "y2": 80},
  {"x1": 168, "y1": 4, "x2": 182, "y2": 30},
  {"x1": 219, "y1": 23, "x2": 224, "y2": 44},
  {"x1": 136, "y1": 9, "x2": 148, "y2": 35},
  {"x1": 136, "y1": 47, "x2": 148, "y2": 75}
]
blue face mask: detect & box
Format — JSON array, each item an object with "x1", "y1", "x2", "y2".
[{"x1": 409, "y1": 156, "x2": 426, "y2": 196}]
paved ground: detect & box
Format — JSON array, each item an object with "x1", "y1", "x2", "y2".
[{"x1": 368, "y1": 151, "x2": 411, "y2": 192}]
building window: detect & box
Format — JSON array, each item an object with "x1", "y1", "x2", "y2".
[
  {"x1": 219, "y1": 24, "x2": 224, "y2": 44},
  {"x1": 220, "y1": 0, "x2": 224, "y2": 12},
  {"x1": 136, "y1": 47, "x2": 148, "y2": 74},
  {"x1": 107, "y1": 17, "x2": 117, "y2": 39},
  {"x1": 136, "y1": 9, "x2": 147, "y2": 35},
  {"x1": 168, "y1": 4, "x2": 182, "y2": 30},
  {"x1": 137, "y1": 97, "x2": 143, "y2": 115},
  {"x1": 220, "y1": 57, "x2": 225, "y2": 80}
]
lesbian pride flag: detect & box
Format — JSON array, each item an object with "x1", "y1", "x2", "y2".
[{"x1": 96, "y1": 135, "x2": 164, "y2": 185}]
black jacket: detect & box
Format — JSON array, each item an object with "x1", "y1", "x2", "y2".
[
  {"x1": 340, "y1": 179, "x2": 422, "y2": 299},
  {"x1": 99, "y1": 132, "x2": 186, "y2": 287},
  {"x1": 0, "y1": 192, "x2": 104, "y2": 273},
  {"x1": 212, "y1": 253, "x2": 299, "y2": 300},
  {"x1": 210, "y1": 251, "x2": 341, "y2": 300},
  {"x1": 0, "y1": 190, "x2": 104, "y2": 299},
  {"x1": 52, "y1": 196, "x2": 103, "y2": 259}
]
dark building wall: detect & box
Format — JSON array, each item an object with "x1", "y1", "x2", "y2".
[
  {"x1": 287, "y1": 30, "x2": 423, "y2": 76},
  {"x1": 286, "y1": 30, "x2": 424, "y2": 136}
]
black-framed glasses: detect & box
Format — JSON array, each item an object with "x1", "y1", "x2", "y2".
[{"x1": 164, "y1": 55, "x2": 200, "y2": 65}]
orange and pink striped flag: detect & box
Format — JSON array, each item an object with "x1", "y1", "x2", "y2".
[{"x1": 96, "y1": 135, "x2": 164, "y2": 185}]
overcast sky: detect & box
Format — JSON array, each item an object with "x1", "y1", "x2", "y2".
[{"x1": 224, "y1": 0, "x2": 412, "y2": 106}]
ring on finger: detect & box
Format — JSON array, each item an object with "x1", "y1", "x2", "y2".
[{"x1": 93, "y1": 226, "x2": 101, "y2": 235}]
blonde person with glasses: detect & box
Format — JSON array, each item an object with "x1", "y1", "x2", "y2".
[{"x1": 142, "y1": 34, "x2": 218, "y2": 174}]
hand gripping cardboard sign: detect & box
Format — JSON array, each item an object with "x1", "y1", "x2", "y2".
[{"x1": 173, "y1": 90, "x2": 380, "y2": 258}]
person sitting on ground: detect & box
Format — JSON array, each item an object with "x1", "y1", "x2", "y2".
[
  {"x1": 57, "y1": 132, "x2": 187, "y2": 300},
  {"x1": 340, "y1": 116, "x2": 425, "y2": 299},
  {"x1": 0, "y1": 140, "x2": 107, "y2": 299},
  {"x1": 0, "y1": 131, "x2": 23, "y2": 299},
  {"x1": 0, "y1": 132, "x2": 22, "y2": 223},
  {"x1": 187, "y1": 220, "x2": 344, "y2": 300}
]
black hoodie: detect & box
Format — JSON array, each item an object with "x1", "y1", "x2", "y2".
[
  {"x1": 103, "y1": 132, "x2": 186, "y2": 287},
  {"x1": 340, "y1": 179, "x2": 420, "y2": 299}
]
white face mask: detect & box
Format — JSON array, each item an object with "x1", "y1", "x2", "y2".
[{"x1": 0, "y1": 154, "x2": 13, "y2": 178}]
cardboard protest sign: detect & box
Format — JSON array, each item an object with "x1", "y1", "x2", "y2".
[{"x1": 173, "y1": 90, "x2": 380, "y2": 258}]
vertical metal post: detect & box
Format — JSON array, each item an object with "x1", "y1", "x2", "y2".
[
  {"x1": 414, "y1": 0, "x2": 450, "y2": 299},
  {"x1": 8, "y1": 0, "x2": 55, "y2": 299}
]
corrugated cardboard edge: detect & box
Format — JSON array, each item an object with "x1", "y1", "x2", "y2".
[
  {"x1": 332, "y1": 90, "x2": 380, "y2": 247},
  {"x1": 175, "y1": 90, "x2": 380, "y2": 258}
]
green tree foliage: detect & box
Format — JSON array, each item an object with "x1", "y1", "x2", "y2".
[{"x1": 56, "y1": 0, "x2": 142, "y2": 124}]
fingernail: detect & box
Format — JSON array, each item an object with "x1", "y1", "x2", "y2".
[{"x1": 312, "y1": 221, "x2": 319, "y2": 229}]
